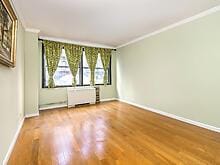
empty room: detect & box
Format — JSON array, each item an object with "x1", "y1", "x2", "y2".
[{"x1": 1, "y1": 0, "x2": 220, "y2": 164}]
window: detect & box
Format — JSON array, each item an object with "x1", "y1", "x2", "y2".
[
  {"x1": 42, "y1": 46, "x2": 111, "y2": 88},
  {"x1": 82, "y1": 52, "x2": 108, "y2": 85}
]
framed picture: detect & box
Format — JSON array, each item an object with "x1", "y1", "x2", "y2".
[{"x1": 0, "y1": 0, "x2": 17, "y2": 67}]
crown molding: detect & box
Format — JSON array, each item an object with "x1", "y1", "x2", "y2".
[
  {"x1": 39, "y1": 36, "x2": 116, "y2": 49},
  {"x1": 10, "y1": 0, "x2": 27, "y2": 28},
  {"x1": 25, "y1": 28, "x2": 40, "y2": 33},
  {"x1": 117, "y1": 5, "x2": 220, "y2": 49}
]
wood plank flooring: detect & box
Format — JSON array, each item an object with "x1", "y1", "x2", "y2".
[{"x1": 8, "y1": 101, "x2": 220, "y2": 165}]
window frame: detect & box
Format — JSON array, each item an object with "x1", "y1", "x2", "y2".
[{"x1": 42, "y1": 43, "x2": 112, "y2": 88}]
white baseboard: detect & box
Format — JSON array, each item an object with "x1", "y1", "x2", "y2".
[
  {"x1": 39, "y1": 104, "x2": 67, "y2": 111},
  {"x1": 25, "y1": 112, "x2": 39, "y2": 118},
  {"x1": 100, "y1": 98, "x2": 117, "y2": 102},
  {"x1": 3, "y1": 112, "x2": 39, "y2": 164},
  {"x1": 39, "y1": 99, "x2": 117, "y2": 110},
  {"x1": 3, "y1": 117, "x2": 25, "y2": 165},
  {"x1": 118, "y1": 98, "x2": 220, "y2": 133}
]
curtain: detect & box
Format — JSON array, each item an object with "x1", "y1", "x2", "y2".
[
  {"x1": 100, "y1": 48, "x2": 111, "y2": 86},
  {"x1": 43, "y1": 40, "x2": 62, "y2": 88},
  {"x1": 85, "y1": 47, "x2": 99, "y2": 86},
  {"x1": 64, "y1": 44, "x2": 82, "y2": 86}
]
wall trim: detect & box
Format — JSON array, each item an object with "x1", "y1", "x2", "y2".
[
  {"x1": 3, "y1": 117, "x2": 25, "y2": 165},
  {"x1": 39, "y1": 98, "x2": 118, "y2": 110},
  {"x1": 25, "y1": 28, "x2": 40, "y2": 33},
  {"x1": 100, "y1": 98, "x2": 117, "y2": 102},
  {"x1": 39, "y1": 103, "x2": 67, "y2": 111},
  {"x1": 117, "y1": 5, "x2": 220, "y2": 48},
  {"x1": 3, "y1": 112, "x2": 40, "y2": 164},
  {"x1": 117, "y1": 98, "x2": 220, "y2": 133},
  {"x1": 10, "y1": 0, "x2": 27, "y2": 28},
  {"x1": 25, "y1": 112, "x2": 39, "y2": 118},
  {"x1": 39, "y1": 36, "x2": 116, "y2": 49}
]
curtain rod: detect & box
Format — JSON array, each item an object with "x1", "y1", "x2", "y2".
[{"x1": 38, "y1": 38, "x2": 117, "y2": 51}]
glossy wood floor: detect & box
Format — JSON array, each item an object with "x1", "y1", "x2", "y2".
[{"x1": 9, "y1": 101, "x2": 220, "y2": 165}]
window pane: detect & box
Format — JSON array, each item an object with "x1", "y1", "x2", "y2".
[
  {"x1": 82, "y1": 68, "x2": 108, "y2": 85},
  {"x1": 54, "y1": 68, "x2": 79, "y2": 86},
  {"x1": 54, "y1": 67, "x2": 72, "y2": 86},
  {"x1": 59, "y1": 49, "x2": 69, "y2": 67},
  {"x1": 96, "y1": 54, "x2": 103, "y2": 68},
  {"x1": 45, "y1": 67, "x2": 80, "y2": 86},
  {"x1": 83, "y1": 68, "x2": 90, "y2": 85},
  {"x1": 95, "y1": 69, "x2": 105, "y2": 84},
  {"x1": 44, "y1": 49, "x2": 80, "y2": 87},
  {"x1": 83, "y1": 52, "x2": 104, "y2": 68},
  {"x1": 82, "y1": 53, "x2": 109, "y2": 85},
  {"x1": 83, "y1": 52, "x2": 89, "y2": 67},
  {"x1": 44, "y1": 65, "x2": 49, "y2": 86}
]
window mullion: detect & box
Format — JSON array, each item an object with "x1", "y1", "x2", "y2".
[
  {"x1": 80, "y1": 52, "x2": 83, "y2": 86},
  {"x1": 109, "y1": 56, "x2": 112, "y2": 84}
]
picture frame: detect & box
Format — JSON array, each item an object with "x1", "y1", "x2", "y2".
[{"x1": 0, "y1": 0, "x2": 17, "y2": 67}]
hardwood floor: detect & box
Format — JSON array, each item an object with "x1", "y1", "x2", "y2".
[{"x1": 8, "y1": 101, "x2": 220, "y2": 165}]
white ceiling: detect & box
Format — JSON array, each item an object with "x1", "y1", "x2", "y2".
[{"x1": 12, "y1": 0, "x2": 220, "y2": 48}]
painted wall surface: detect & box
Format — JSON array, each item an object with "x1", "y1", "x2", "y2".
[
  {"x1": 24, "y1": 32, "x2": 39, "y2": 115},
  {"x1": 0, "y1": 21, "x2": 25, "y2": 163},
  {"x1": 117, "y1": 11, "x2": 220, "y2": 127},
  {"x1": 39, "y1": 43, "x2": 117, "y2": 107}
]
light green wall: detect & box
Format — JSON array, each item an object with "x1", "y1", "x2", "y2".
[
  {"x1": 24, "y1": 32, "x2": 39, "y2": 115},
  {"x1": 117, "y1": 11, "x2": 220, "y2": 127},
  {"x1": 0, "y1": 21, "x2": 25, "y2": 163},
  {"x1": 39, "y1": 43, "x2": 117, "y2": 107}
]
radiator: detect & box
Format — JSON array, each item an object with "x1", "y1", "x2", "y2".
[{"x1": 67, "y1": 87, "x2": 96, "y2": 108}]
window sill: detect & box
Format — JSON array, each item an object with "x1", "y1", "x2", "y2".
[{"x1": 42, "y1": 84, "x2": 112, "y2": 89}]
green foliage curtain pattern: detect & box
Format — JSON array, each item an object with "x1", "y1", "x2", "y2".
[
  {"x1": 100, "y1": 48, "x2": 112, "y2": 86},
  {"x1": 85, "y1": 47, "x2": 99, "y2": 86},
  {"x1": 64, "y1": 44, "x2": 82, "y2": 86},
  {"x1": 43, "y1": 40, "x2": 62, "y2": 88}
]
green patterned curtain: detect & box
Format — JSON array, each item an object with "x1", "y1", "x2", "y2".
[
  {"x1": 85, "y1": 47, "x2": 99, "y2": 86},
  {"x1": 100, "y1": 48, "x2": 112, "y2": 86},
  {"x1": 64, "y1": 44, "x2": 82, "y2": 86},
  {"x1": 43, "y1": 41, "x2": 62, "y2": 88}
]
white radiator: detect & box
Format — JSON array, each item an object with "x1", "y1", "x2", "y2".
[{"x1": 67, "y1": 87, "x2": 96, "y2": 108}]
